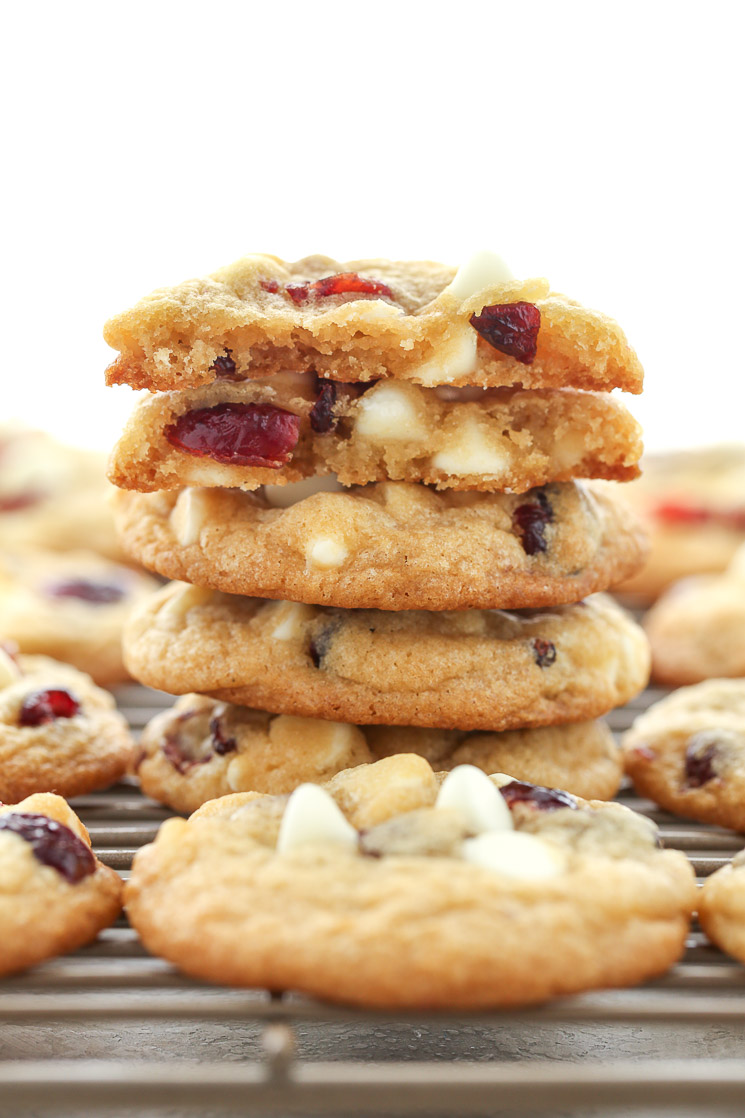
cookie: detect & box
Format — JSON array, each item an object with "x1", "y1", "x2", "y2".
[
  {"x1": 136, "y1": 693, "x2": 621, "y2": 814},
  {"x1": 123, "y1": 585, "x2": 650, "y2": 730},
  {"x1": 107, "y1": 375, "x2": 642, "y2": 494},
  {"x1": 615, "y1": 445, "x2": 745, "y2": 601},
  {"x1": 623, "y1": 679, "x2": 745, "y2": 831},
  {"x1": 112, "y1": 480, "x2": 648, "y2": 611},
  {"x1": 0, "y1": 547, "x2": 160, "y2": 685},
  {"x1": 103, "y1": 252, "x2": 643, "y2": 396},
  {"x1": 0, "y1": 648, "x2": 135, "y2": 802},
  {"x1": 125, "y1": 755, "x2": 693, "y2": 1009},
  {"x1": 698, "y1": 848, "x2": 745, "y2": 964},
  {"x1": 0, "y1": 792, "x2": 122, "y2": 977},
  {"x1": 0, "y1": 422, "x2": 125, "y2": 561},
  {"x1": 644, "y1": 548, "x2": 745, "y2": 686}
]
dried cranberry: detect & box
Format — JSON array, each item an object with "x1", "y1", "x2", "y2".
[
  {"x1": 684, "y1": 733, "x2": 721, "y2": 788},
  {"x1": 210, "y1": 714, "x2": 237, "y2": 756},
  {"x1": 211, "y1": 350, "x2": 238, "y2": 378},
  {"x1": 0, "y1": 812, "x2": 95, "y2": 883},
  {"x1": 260, "y1": 279, "x2": 280, "y2": 294},
  {"x1": 499, "y1": 779, "x2": 577, "y2": 812},
  {"x1": 653, "y1": 501, "x2": 745, "y2": 532},
  {"x1": 512, "y1": 491, "x2": 553, "y2": 555},
  {"x1": 0, "y1": 491, "x2": 43, "y2": 512},
  {"x1": 46, "y1": 579, "x2": 125, "y2": 605},
  {"x1": 165, "y1": 404, "x2": 301, "y2": 469},
  {"x1": 532, "y1": 639, "x2": 557, "y2": 668},
  {"x1": 470, "y1": 302, "x2": 541, "y2": 364},
  {"x1": 19, "y1": 689, "x2": 80, "y2": 727},
  {"x1": 309, "y1": 382, "x2": 339, "y2": 433},
  {"x1": 286, "y1": 273, "x2": 394, "y2": 305}
]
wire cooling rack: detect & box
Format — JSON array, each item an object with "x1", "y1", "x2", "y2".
[{"x1": 2, "y1": 684, "x2": 745, "y2": 1117}]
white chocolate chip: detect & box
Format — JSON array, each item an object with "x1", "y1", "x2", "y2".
[
  {"x1": 553, "y1": 431, "x2": 587, "y2": 472},
  {"x1": 355, "y1": 382, "x2": 428, "y2": 442},
  {"x1": 431, "y1": 419, "x2": 510, "y2": 477},
  {"x1": 461, "y1": 831, "x2": 565, "y2": 880},
  {"x1": 436, "y1": 765, "x2": 513, "y2": 835},
  {"x1": 276, "y1": 783, "x2": 359, "y2": 854},
  {"x1": 157, "y1": 583, "x2": 215, "y2": 627},
  {"x1": 270, "y1": 602, "x2": 316, "y2": 641},
  {"x1": 263, "y1": 475, "x2": 343, "y2": 508},
  {"x1": 445, "y1": 251, "x2": 515, "y2": 302},
  {"x1": 170, "y1": 488, "x2": 211, "y2": 546},
  {"x1": 305, "y1": 536, "x2": 349, "y2": 570},
  {"x1": 0, "y1": 648, "x2": 21, "y2": 688},
  {"x1": 411, "y1": 326, "x2": 478, "y2": 387}
]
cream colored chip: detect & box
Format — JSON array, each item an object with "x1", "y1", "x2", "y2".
[
  {"x1": 170, "y1": 487, "x2": 212, "y2": 547},
  {"x1": 355, "y1": 382, "x2": 428, "y2": 442},
  {"x1": 276, "y1": 783, "x2": 359, "y2": 853},
  {"x1": 305, "y1": 537, "x2": 349, "y2": 570},
  {"x1": 431, "y1": 418, "x2": 510, "y2": 477},
  {"x1": 157, "y1": 583, "x2": 215, "y2": 628},
  {"x1": 461, "y1": 831, "x2": 566, "y2": 880},
  {"x1": 269, "y1": 601, "x2": 316, "y2": 641},
  {"x1": 435, "y1": 765, "x2": 513, "y2": 834},
  {"x1": 445, "y1": 251, "x2": 515, "y2": 303},
  {"x1": 410, "y1": 325, "x2": 478, "y2": 387}
]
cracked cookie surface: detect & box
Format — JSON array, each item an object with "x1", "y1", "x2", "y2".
[
  {"x1": 112, "y1": 480, "x2": 648, "y2": 611},
  {"x1": 124, "y1": 586, "x2": 650, "y2": 730}
]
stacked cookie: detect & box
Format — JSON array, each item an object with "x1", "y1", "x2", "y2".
[{"x1": 104, "y1": 252, "x2": 650, "y2": 812}]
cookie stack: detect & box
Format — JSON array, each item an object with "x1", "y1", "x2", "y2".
[{"x1": 103, "y1": 251, "x2": 650, "y2": 813}]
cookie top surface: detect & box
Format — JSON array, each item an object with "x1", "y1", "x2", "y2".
[
  {"x1": 0, "y1": 791, "x2": 122, "y2": 977},
  {"x1": 136, "y1": 693, "x2": 621, "y2": 814},
  {"x1": 0, "y1": 649, "x2": 135, "y2": 802},
  {"x1": 113, "y1": 480, "x2": 648, "y2": 611},
  {"x1": 623, "y1": 679, "x2": 745, "y2": 831},
  {"x1": 0, "y1": 423, "x2": 124, "y2": 561},
  {"x1": 104, "y1": 253, "x2": 643, "y2": 395},
  {"x1": 0, "y1": 547, "x2": 160, "y2": 685},
  {"x1": 108, "y1": 375, "x2": 642, "y2": 495},
  {"x1": 125, "y1": 755, "x2": 693, "y2": 1009},
  {"x1": 124, "y1": 586, "x2": 650, "y2": 730},
  {"x1": 644, "y1": 551, "x2": 745, "y2": 686}
]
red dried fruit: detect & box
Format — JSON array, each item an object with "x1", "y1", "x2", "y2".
[
  {"x1": 165, "y1": 404, "x2": 301, "y2": 469},
  {"x1": 211, "y1": 350, "x2": 238, "y2": 378},
  {"x1": 209, "y1": 713, "x2": 237, "y2": 756},
  {"x1": 286, "y1": 273, "x2": 394, "y2": 305},
  {"x1": 260, "y1": 279, "x2": 280, "y2": 294},
  {"x1": 684, "y1": 733, "x2": 721, "y2": 788},
  {"x1": 309, "y1": 382, "x2": 339, "y2": 433},
  {"x1": 470, "y1": 301, "x2": 541, "y2": 364},
  {"x1": 654, "y1": 501, "x2": 745, "y2": 532},
  {"x1": 499, "y1": 779, "x2": 577, "y2": 812},
  {"x1": 19, "y1": 688, "x2": 80, "y2": 727},
  {"x1": 0, "y1": 491, "x2": 44, "y2": 512},
  {"x1": 46, "y1": 579, "x2": 125, "y2": 605},
  {"x1": 513, "y1": 492, "x2": 553, "y2": 555},
  {"x1": 532, "y1": 638, "x2": 557, "y2": 668},
  {"x1": 0, "y1": 812, "x2": 95, "y2": 883}
]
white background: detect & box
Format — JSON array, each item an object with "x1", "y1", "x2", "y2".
[{"x1": 2, "y1": 0, "x2": 743, "y2": 453}]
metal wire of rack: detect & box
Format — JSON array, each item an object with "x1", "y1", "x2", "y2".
[{"x1": 2, "y1": 684, "x2": 745, "y2": 1117}]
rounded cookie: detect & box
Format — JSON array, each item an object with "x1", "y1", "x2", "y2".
[
  {"x1": 0, "y1": 422, "x2": 125, "y2": 561},
  {"x1": 136, "y1": 693, "x2": 621, "y2": 814},
  {"x1": 123, "y1": 585, "x2": 650, "y2": 731},
  {"x1": 644, "y1": 550, "x2": 745, "y2": 686},
  {"x1": 113, "y1": 480, "x2": 648, "y2": 611},
  {"x1": 623, "y1": 679, "x2": 745, "y2": 831},
  {"x1": 616, "y1": 445, "x2": 745, "y2": 602},
  {"x1": 104, "y1": 252, "x2": 643, "y2": 395},
  {"x1": 0, "y1": 792, "x2": 122, "y2": 977},
  {"x1": 0, "y1": 648, "x2": 135, "y2": 801},
  {"x1": 107, "y1": 375, "x2": 642, "y2": 495},
  {"x1": 699, "y1": 849, "x2": 745, "y2": 964},
  {"x1": 0, "y1": 548, "x2": 160, "y2": 684},
  {"x1": 125, "y1": 755, "x2": 693, "y2": 1009}
]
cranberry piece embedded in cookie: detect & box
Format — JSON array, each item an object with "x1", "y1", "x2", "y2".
[
  {"x1": 211, "y1": 350, "x2": 238, "y2": 378},
  {"x1": 0, "y1": 490, "x2": 44, "y2": 512},
  {"x1": 684, "y1": 732, "x2": 722, "y2": 788},
  {"x1": 209, "y1": 712, "x2": 237, "y2": 756},
  {"x1": 470, "y1": 302, "x2": 540, "y2": 364},
  {"x1": 309, "y1": 382, "x2": 339, "y2": 434},
  {"x1": 162, "y1": 709, "x2": 214, "y2": 774},
  {"x1": 512, "y1": 492, "x2": 553, "y2": 555},
  {"x1": 259, "y1": 279, "x2": 280, "y2": 294},
  {"x1": 499, "y1": 779, "x2": 578, "y2": 812},
  {"x1": 19, "y1": 689, "x2": 80, "y2": 727},
  {"x1": 46, "y1": 579, "x2": 126, "y2": 605},
  {"x1": 286, "y1": 273, "x2": 395, "y2": 304},
  {"x1": 165, "y1": 404, "x2": 301, "y2": 469},
  {"x1": 0, "y1": 812, "x2": 95, "y2": 883},
  {"x1": 532, "y1": 639, "x2": 557, "y2": 668}
]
